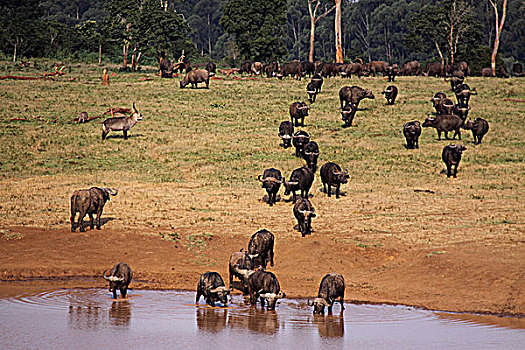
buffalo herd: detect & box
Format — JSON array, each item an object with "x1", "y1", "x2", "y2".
[{"x1": 80, "y1": 56, "x2": 503, "y2": 316}]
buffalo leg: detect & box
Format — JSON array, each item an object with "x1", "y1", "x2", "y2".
[
  {"x1": 446, "y1": 164, "x2": 452, "y2": 178},
  {"x1": 327, "y1": 184, "x2": 332, "y2": 197},
  {"x1": 457, "y1": 129, "x2": 461, "y2": 140},
  {"x1": 340, "y1": 292, "x2": 345, "y2": 310},
  {"x1": 196, "y1": 291, "x2": 202, "y2": 303},
  {"x1": 112, "y1": 289, "x2": 118, "y2": 299},
  {"x1": 88, "y1": 213, "x2": 94, "y2": 229},
  {"x1": 96, "y1": 208, "x2": 103, "y2": 230},
  {"x1": 336, "y1": 185, "x2": 340, "y2": 199},
  {"x1": 453, "y1": 164, "x2": 458, "y2": 178},
  {"x1": 437, "y1": 131, "x2": 442, "y2": 140},
  {"x1": 78, "y1": 210, "x2": 87, "y2": 232},
  {"x1": 120, "y1": 287, "x2": 127, "y2": 298},
  {"x1": 444, "y1": 131, "x2": 449, "y2": 140},
  {"x1": 70, "y1": 210, "x2": 77, "y2": 232}
]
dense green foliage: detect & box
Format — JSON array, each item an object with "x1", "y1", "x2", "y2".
[{"x1": 0, "y1": 0, "x2": 522, "y2": 67}]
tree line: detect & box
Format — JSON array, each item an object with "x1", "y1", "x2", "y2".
[{"x1": 0, "y1": 0, "x2": 522, "y2": 73}]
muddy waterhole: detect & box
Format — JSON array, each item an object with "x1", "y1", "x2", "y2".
[{"x1": 0, "y1": 289, "x2": 523, "y2": 349}]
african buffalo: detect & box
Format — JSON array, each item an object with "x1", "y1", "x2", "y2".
[
  {"x1": 320, "y1": 162, "x2": 349, "y2": 199},
  {"x1": 284, "y1": 166, "x2": 314, "y2": 202},
  {"x1": 180, "y1": 69, "x2": 210, "y2": 89},
  {"x1": 301, "y1": 141, "x2": 320, "y2": 172},
  {"x1": 229, "y1": 249, "x2": 254, "y2": 291},
  {"x1": 278, "y1": 61, "x2": 302, "y2": 80},
  {"x1": 196, "y1": 271, "x2": 231, "y2": 307},
  {"x1": 481, "y1": 67, "x2": 493, "y2": 77},
  {"x1": 463, "y1": 118, "x2": 489, "y2": 145},
  {"x1": 435, "y1": 98, "x2": 456, "y2": 115},
  {"x1": 368, "y1": 61, "x2": 388, "y2": 77},
  {"x1": 103, "y1": 262, "x2": 132, "y2": 299},
  {"x1": 306, "y1": 81, "x2": 318, "y2": 103},
  {"x1": 278, "y1": 121, "x2": 294, "y2": 148},
  {"x1": 385, "y1": 64, "x2": 398, "y2": 82},
  {"x1": 102, "y1": 103, "x2": 143, "y2": 140},
  {"x1": 301, "y1": 61, "x2": 315, "y2": 77},
  {"x1": 247, "y1": 270, "x2": 285, "y2": 310},
  {"x1": 431, "y1": 92, "x2": 447, "y2": 114},
  {"x1": 290, "y1": 101, "x2": 310, "y2": 127},
  {"x1": 308, "y1": 273, "x2": 345, "y2": 314},
  {"x1": 292, "y1": 130, "x2": 311, "y2": 157},
  {"x1": 445, "y1": 70, "x2": 465, "y2": 91},
  {"x1": 422, "y1": 114, "x2": 463, "y2": 140},
  {"x1": 258, "y1": 168, "x2": 284, "y2": 206},
  {"x1": 205, "y1": 62, "x2": 216, "y2": 76},
  {"x1": 70, "y1": 187, "x2": 118, "y2": 232},
  {"x1": 293, "y1": 197, "x2": 316, "y2": 237},
  {"x1": 382, "y1": 85, "x2": 398, "y2": 105},
  {"x1": 240, "y1": 61, "x2": 252, "y2": 74},
  {"x1": 458, "y1": 61, "x2": 470, "y2": 76},
  {"x1": 340, "y1": 103, "x2": 357, "y2": 128},
  {"x1": 513, "y1": 63, "x2": 524, "y2": 77},
  {"x1": 403, "y1": 121, "x2": 422, "y2": 149},
  {"x1": 311, "y1": 74, "x2": 323, "y2": 93},
  {"x1": 316, "y1": 62, "x2": 338, "y2": 78},
  {"x1": 400, "y1": 60, "x2": 420, "y2": 75},
  {"x1": 454, "y1": 83, "x2": 477, "y2": 107},
  {"x1": 251, "y1": 62, "x2": 263, "y2": 76},
  {"x1": 442, "y1": 144, "x2": 467, "y2": 178},
  {"x1": 247, "y1": 229, "x2": 275, "y2": 269},
  {"x1": 342, "y1": 62, "x2": 366, "y2": 78},
  {"x1": 422, "y1": 62, "x2": 443, "y2": 77},
  {"x1": 339, "y1": 86, "x2": 375, "y2": 109}
]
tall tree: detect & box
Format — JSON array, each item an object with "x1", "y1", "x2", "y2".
[
  {"x1": 307, "y1": 0, "x2": 335, "y2": 62},
  {"x1": 221, "y1": 0, "x2": 287, "y2": 61},
  {"x1": 334, "y1": 0, "x2": 343, "y2": 63},
  {"x1": 489, "y1": 0, "x2": 508, "y2": 76}
]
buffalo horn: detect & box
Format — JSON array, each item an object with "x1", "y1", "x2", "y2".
[
  {"x1": 281, "y1": 134, "x2": 292, "y2": 139},
  {"x1": 266, "y1": 177, "x2": 282, "y2": 184},
  {"x1": 258, "y1": 175, "x2": 264, "y2": 182},
  {"x1": 285, "y1": 181, "x2": 299, "y2": 186},
  {"x1": 307, "y1": 90, "x2": 316, "y2": 94},
  {"x1": 307, "y1": 300, "x2": 314, "y2": 306}
]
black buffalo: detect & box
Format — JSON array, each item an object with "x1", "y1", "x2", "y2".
[
  {"x1": 339, "y1": 86, "x2": 375, "y2": 109},
  {"x1": 205, "y1": 62, "x2": 216, "y2": 76},
  {"x1": 310, "y1": 74, "x2": 323, "y2": 93},
  {"x1": 247, "y1": 270, "x2": 285, "y2": 310},
  {"x1": 400, "y1": 60, "x2": 420, "y2": 76},
  {"x1": 196, "y1": 271, "x2": 231, "y2": 306},
  {"x1": 293, "y1": 197, "x2": 316, "y2": 237},
  {"x1": 278, "y1": 121, "x2": 294, "y2": 148},
  {"x1": 442, "y1": 144, "x2": 467, "y2": 178},
  {"x1": 385, "y1": 64, "x2": 398, "y2": 82},
  {"x1": 292, "y1": 130, "x2": 311, "y2": 157},
  {"x1": 290, "y1": 101, "x2": 310, "y2": 127},
  {"x1": 422, "y1": 62, "x2": 443, "y2": 77},
  {"x1": 454, "y1": 84, "x2": 477, "y2": 107},
  {"x1": 258, "y1": 168, "x2": 284, "y2": 206},
  {"x1": 301, "y1": 141, "x2": 320, "y2": 172},
  {"x1": 308, "y1": 273, "x2": 345, "y2": 315},
  {"x1": 103, "y1": 262, "x2": 132, "y2": 299},
  {"x1": 70, "y1": 187, "x2": 118, "y2": 232},
  {"x1": 403, "y1": 121, "x2": 422, "y2": 149},
  {"x1": 320, "y1": 162, "x2": 349, "y2": 199},
  {"x1": 340, "y1": 103, "x2": 357, "y2": 128},
  {"x1": 463, "y1": 118, "x2": 489, "y2": 145},
  {"x1": 301, "y1": 61, "x2": 315, "y2": 77},
  {"x1": 247, "y1": 229, "x2": 275, "y2": 269},
  {"x1": 283, "y1": 166, "x2": 314, "y2": 202},
  {"x1": 306, "y1": 81, "x2": 318, "y2": 103},
  {"x1": 431, "y1": 92, "x2": 447, "y2": 114},
  {"x1": 422, "y1": 114, "x2": 463, "y2": 140},
  {"x1": 278, "y1": 61, "x2": 302, "y2": 80},
  {"x1": 435, "y1": 98, "x2": 456, "y2": 115},
  {"x1": 382, "y1": 85, "x2": 398, "y2": 105},
  {"x1": 229, "y1": 250, "x2": 254, "y2": 293}
]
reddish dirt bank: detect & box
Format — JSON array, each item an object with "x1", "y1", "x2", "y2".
[{"x1": 1, "y1": 226, "x2": 523, "y2": 317}]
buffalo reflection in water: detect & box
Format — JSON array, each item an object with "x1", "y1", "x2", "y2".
[
  {"x1": 68, "y1": 305, "x2": 104, "y2": 330},
  {"x1": 196, "y1": 307, "x2": 228, "y2": 332},
  {"x1": 109, "y1": 300, "x2": 132, "y2": 327},
  {"x1": 227, "y1": 307, "x2": 281, "y2": 334},
  {"x1": 314, "y1": 314, "x2": 344, "y2": 338}
]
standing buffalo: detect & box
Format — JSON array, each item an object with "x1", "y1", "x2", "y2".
[
  {"x1": 454, "y1": 84, "x2": 477, "y2": 107},
  {"x1": 320, "y1": 162, "x2": 349, "y2": 199},
  {"x1": 293, "y1": 197, "x2": 316, "y2": 237},
  {"x1": 403, "y1": 121, "x2": 422, "y2": 149},
  {"x1": 258, "y1": 168, "x2": 284, "y2": 206},
  {"x1": 251, "y1": 62, "x2": 263, "y2": 76},
  {"x1": 290, "y1": 101, "x2": 310, "y2": 127},
  {"x1": 284, "y1": 166, "x2": 314, "y2": 202},
  {"x1": 463, "y1": 118, "x2": 489, "y2": 145},
  {"x1": 278, "y1": 61, "x2": 302, "y2": 80},
  {"x1": 316, "y1": 62, "x2": 338, "y2": 78},
  {"x1": 442, "y1": 144, "x2": 467, "y2": 178},
  {"x1": 481, "y1": 68, "x2": 493, "y2": 77},
  {"x1": 306, "y1": 81, "x2": 318, "y2": 103},
  {"x1": 103, "y1": 262, "x2": 132, "y2": 299},
  {"x1": 311, "y1": 74, "x2": 324, "y2": 93},
  {"x1": 422, "y1": 62, "x2": 443, "y2": 77},
  {"x1": 301, "y1": 141, "x2": 320, "y2": 172},
  {"x1": 205, "y1": 62, "x2": 216, "y2": 76},
  {"x1": 512, "y1": 63, "x2": 524, "y2": 77},
  {"x1": 102, "y1": 103, "x2": 143, "y2": 140},
  {"x1": 400, "y1": 60, "x2": 420, "y2": 75},
  {"x1": 240, "y1": 61, "x2": 252, "y2": 74},
  {"x1": 308, "y1": 273, "x2": 345, "y2": 315},
  {"x1": 385, "y1": 64, "x2": 398, "y2": 82},
  {"x1": 301, "y1": 61, "x2": 315, "y2": 77},
  {"x1": 70, "y1": 187, "x2": 118, "y2": 232},
  {"x1": 445, "y1": 70, "x2": 465, "y2": 91},
  {"x1": 367, "y1": 61, "x2": 388, "y2": 77},
  {"x1": 180, "y1": 69, "x2": 210, "y2": 89},
  {"x1": 196, "y1": 271, "x2": 231, "y2": 306},
  {"x1": 229, "y1": 250, "x2": 254, "y2": 291},
  {"x1": 247, "y1": 229, "x2": 275, "y2": 269},
  {"x1": 422, "y1": 114, "x2": 463, "y2": 140},
  {"x1": 278, "y1": 121, "x2": 294, "y2": 148},
  {"x1": 431, "y1": 92, "x2": 447, "y2": 113},
  {"x1": 435, "y1": 98, "x2": 456, "y2": 115},
  {"x1": 339, "y1": 86, "x2": 375, "y2": 109},
  {"x1": 382, "y1": 85, "x2": 398, "y2": 105},
  {"x1": 342, "y1": 62, "x2": 367, "y2": 78},
  {"x1": 340, "y1": 103, "x2": 357, "y2": 128},
  {"x1": 292, "y1": 130, "x2": 311, "y2": 157},
  {"x1": 247, "y1": 270, "x2": 285, "y2": 310},
  {"x1": 457, "y1": 61, "x2": 470, "y2": 76}
]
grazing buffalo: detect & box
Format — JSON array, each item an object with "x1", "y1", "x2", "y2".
[
  {"x1": 240, "y1": 61, "x2": 252, "y2": 74},
  {"x1": 247, "y1": 229, "x2": 275, "y2": 269},
  {"x1": 258, "y1": 168, "x2": 284, "y2": 206},
  {"x1": 423, "y1": 114, "x2": 463, "y2": 140},
  {"x1": 340, "y1": 103, "x2": 357, "y2": 128},
  {"x1": 481, "y1": 67, "x2": 493, "y2": 77},
  {"x1": 247, "y1": 270, "x2": 285, "y2": 310},
  {"x1": 251, "y1": 62, "x2": 263, "y2": 76},
  {"x1": 311, "y1": 74, "x2": 323, "y2": 93},
  {"x1": 205, "y1": 62, "x2": 216, "y2": 76},
  {"x1": 343, "y1": 62, "x2": 367, "y2": 78},
  {"x1": 367, "y1": 61, "x2": 388, "y2": 77},
  {"x1": 422, "y1": 62, "x2": 443, "y2": 77},
  {"x1": 463, "y1": 118, "x2": 489, "y2": 145},
  {"x1": 290, "y1": 101, "x2": 310, "y2": 127},
  {"x1": 293, "y1": 197, "x2": 316, "y2": 237},
  {"x1": 292, "y1": 130, "x2": 311, "y2": 157},
  {"x1": 102, "y1": 103, "x2": 143, "y2": 140},
  {"x1": 301, "y1": 141, "x2": 320, "y2": 172},
  {"x1": 316, "y1": 62, "x2": 338, "y2": 78},
  {"x1": 382, "y1": 85, "x2": 398, "y2": 105},
  {"x1": 278, "y1": 121, "x2": 294, "y2": 148},
  {"x1": 403, "y1": 121, "x2": 422, "y2": 149},
  {"x1": 70, "y1": 187, "x2": 118, "y2": 232},
  {"x1": 180, "y1": 69, "x2": 210, "y2": 89},
  {"x1": 320, "y1": 162, "x2": 349, "y2": 199},
  {"x1": 301, "y1": 61, "x2": 315, "y2": 77},
  {"x1": 264, "y1": 62, "x2": 280, "y2": 78},
  {"x1": 385, "y1": 64, "x2": 398, "y2": 82},
  {"x1": 103, "y1": 262, "x2": 132, "y2": 299},
  {"x1": 306, "y1": 81, "x2": 318, "y2": 103},
  {"x1": 196, "y1": 271, "x2": 230, "y2": 307},
  {"x1": 278, "y1": 61, "x2": 302, "y2": 80},
  {"x1": 339, "y1": 86, "x2": 375, "y2": 109},
  {"x1": 400, "y1": 60, "x2": 420, "y2": 75},
  {"x1": 442, "y1": 144, "x2": 467, "y2": 178},
  {"x1": 229, "y1": 250, "x2": 254, "y2": 291},
  {"x1": 308, "y1": 273, "x2": 345, "y2": 315},
  {"x1": 284, "y1": 166, "x2": 314, "y2": 202}
]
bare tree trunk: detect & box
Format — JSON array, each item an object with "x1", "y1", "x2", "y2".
[
  {"x1": 309, "y1": 17, "x2": 316, "y2": 62},
  {"x1": 490, "y1": 0, "x2": 508, "y2": 76},
  {"x1": 122, "y1": 43, "x2": 129, "y2": 69},
  {"x1": 308, "y1": 0, "x2": 336, "y2": 63},
  {"x1": 334, "y1": 0, "x2": 343, "y2": 63},
  {"x1": 13, "y1": 42, "x2": 17, "y2": 63},
  {"x1": 99, "y1": 43, "x2": 102, "y2": 65}
]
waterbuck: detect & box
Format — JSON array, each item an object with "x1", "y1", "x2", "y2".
[{"x1": 101, "y1": 103, "x2": 143, "y2": 140}]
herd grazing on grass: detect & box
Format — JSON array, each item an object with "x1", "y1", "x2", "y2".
[{"x1": 70, "y1": 57, "x2": 504, "y2": 313}]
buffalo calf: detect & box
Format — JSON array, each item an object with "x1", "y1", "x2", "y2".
[
  {"x1": 340, "y1": 103, "x2": 357, "y2": 128},
  {"x1": 382, "y1": 85, "x2": 398, "y2": 105},
  {"x1": 278, "y1": 121, "x2": 294, "y2": 148},
  {"x1": 293, "y1": 197, "x2": 316, "y2": 237}
]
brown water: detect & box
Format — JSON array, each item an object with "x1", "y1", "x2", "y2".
[{"x1": 0, "y1": 289, "x2": 523, "y2": 349}]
